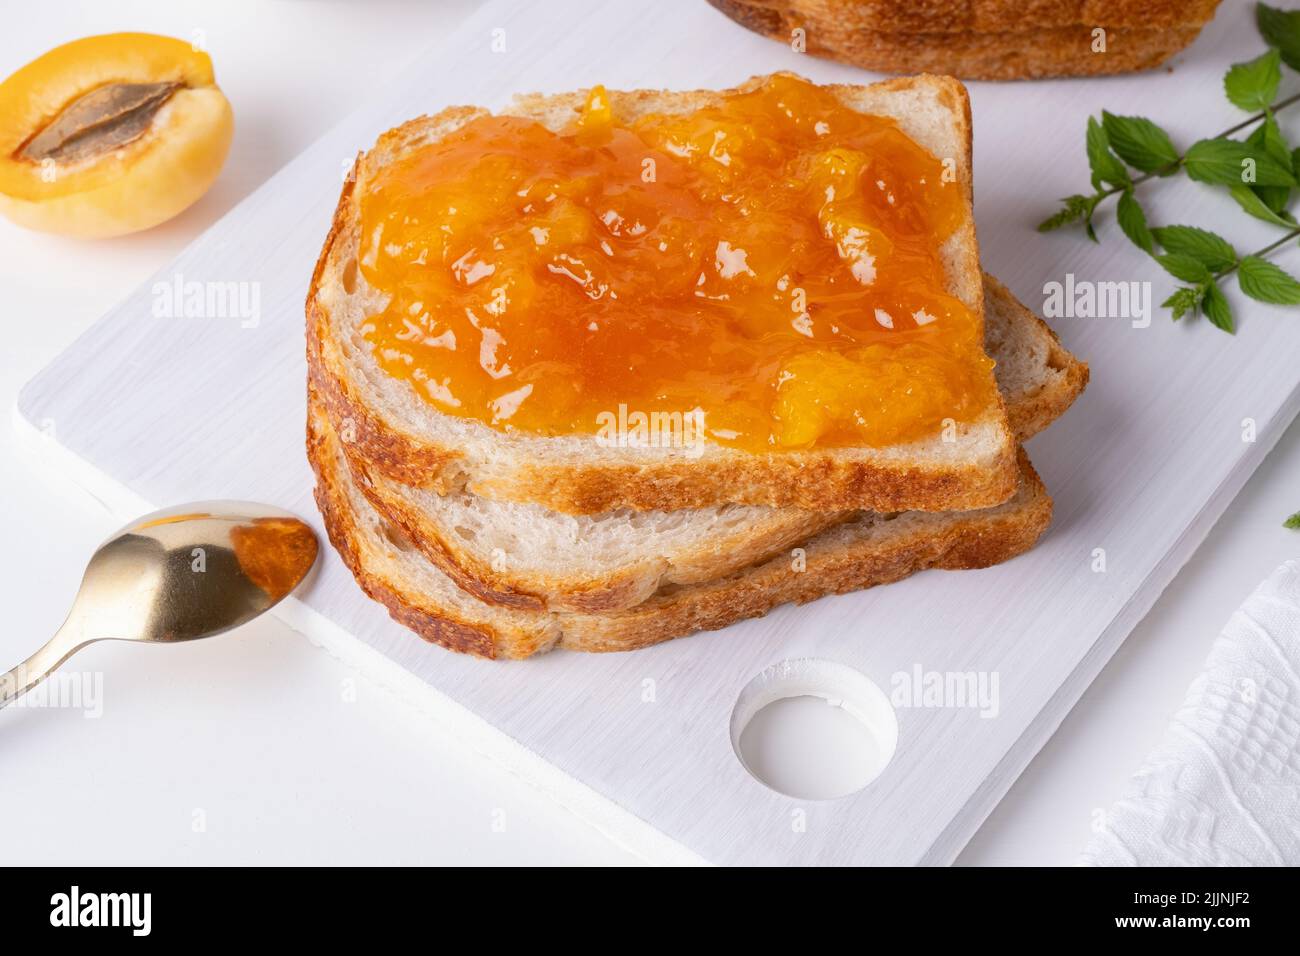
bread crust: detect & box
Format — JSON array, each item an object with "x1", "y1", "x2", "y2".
[
  {"x1": 707, "y1": 0, "x2": 1223, "y2": 81},
  {"x1": 306, "y1": 74, "x2": 1020, "y2": 515},
  {"x1": 309, "y1": 404, "x2": 512, "y2": 658},
  {"x1": 308, "y1": 398, "x2": 1053, "y2": 659},
  {"x1": 561, "y1": 450, "x2": 1051, "y2": 654},
  {"x1": 341, "y1": 437, "x2": 839, "y2": 614}
]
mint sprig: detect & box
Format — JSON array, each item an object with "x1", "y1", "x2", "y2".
[
  {"x1": 1040, "y1": 2, "x2": 1300, "y2": 337},
  {"x1": 1037, "y1": 95, "x2": 1300, "y2": 239},
  {"x1": 1152, "y1": 224, "x2": 1300, "y2": 334},
  {"x1": 1043, "y1": 4, "x2": 1300, "y2": 524}
]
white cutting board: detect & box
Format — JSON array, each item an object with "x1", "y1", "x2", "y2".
[{"x1": 16, "y1": 0, "x2": 1300, "y2": 865}]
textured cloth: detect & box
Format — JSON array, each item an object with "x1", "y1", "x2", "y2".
[{"x1": 1082, "y1": 560, "x2": 1300, "y2": 866}]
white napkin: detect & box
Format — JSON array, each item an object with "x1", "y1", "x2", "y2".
[{"x1": 1081, "y1": 559, "x2": 1300, "y2": 866}]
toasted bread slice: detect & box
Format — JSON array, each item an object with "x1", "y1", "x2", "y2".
[
  {"x1": 309, "y1": 401, "x2": 1053, "y2": 660},
  {"x1": 338, "y1": 273, "x2": 1085, "y2": 613},
  {"x1": 707, "y1": 0, "x2": 1222, "y2": 81},
  {"x1": 979, "y1": 273, "x2": 1088, "y2": 440},
  {"x1": 307, "y1": 74, "x2": 1019, "y2": 515}
]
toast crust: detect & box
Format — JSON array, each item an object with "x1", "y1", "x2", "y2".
[
  {"x1": 341, "y1": 438, "x2": 838, "y2": 614},
  {"x1": 707, "y1": 0, "x2": 1223, "y2": 81},
  {"x1": 563, "y1": 449, "x2": 1051, "y2": 654},
  {"x1": 306, "y1": 75, "x2": 1019, "y2": 515},
  {"x1": 310, "y1": 415, "x2": 511, "y2": 658},
  {"x1": 308, "y1": 400, "x2": 1053, "y2": 659}
]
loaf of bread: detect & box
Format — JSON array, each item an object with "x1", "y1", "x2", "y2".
[{"x1": 708, "y1": 0, "x2": 1224, "y2": 80}]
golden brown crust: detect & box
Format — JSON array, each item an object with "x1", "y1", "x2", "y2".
[
  {"x1": 309, "y1": 396, "x2": 1052, "y2": 659},
  {"x1": 341, "y1": 452, "x2": 539, "y2": 612},
  {"x1": 561, "y1": 451, "x2": 1051, "y2": 654},
  {"x1": 306, "y1": 74, "x2": 1020, "y2": 516},
  {"x1": 337, "y1": 431, "x2": 844, "y2": 615},
  {"x1": 708, "y1": 0, "x2": 1222, "y2": 80},
  {"x1": 480, "y1": 447, "x2": 1016, "y2": 513},
  {"x1": 307, "y1": 405, "x2": 504, "y2": 659}
]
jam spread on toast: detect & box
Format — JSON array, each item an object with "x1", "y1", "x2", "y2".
[{"x1": 356, "y1": 74, "x2": 996, "y2": 451}]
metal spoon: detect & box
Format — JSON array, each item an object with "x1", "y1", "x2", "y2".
[{"x1": 0, "y1": 502, "x2": 318, "y2": 710}]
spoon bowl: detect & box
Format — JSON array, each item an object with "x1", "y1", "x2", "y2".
[{"x1": 1, "y1": 502, "x2": 317, "y2": 708}]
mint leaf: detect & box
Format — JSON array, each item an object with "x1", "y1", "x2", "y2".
[
  {"x1": 1152, "y1": 225, "x2": 1238, "y2": 271},
  {"x1": 1258, "y1": 2, "x2": 1300, "y2": 71},
  {"x1": 1245, "y1": 120, "x2": 1293, "y2": 211},
  {"x1": 1086, "y1": 116, "x2": 1130, "y2": 190},
  {"x1": 1101, "y1": 112, "x2": 1179, "y2": 173},
  {"x1": 1157, "y1": 253, "x2": 1213, "y2": 283},
  {"x1": 1162, "y1": 286, "x2": 1202, "y2": 321},
  {"x1": 1201, "y1": 281, "x2": 1235, "y2": 333},
  {"x1": 1037, "y1": 194, "x2": 1098, "y2": 232},
  {"x1": 1258, "y1": 113, "x2": 1292, "y2": 166},
  {"x1": 1229, "y1": 183, "x2": 1296, "y2": 226},
  {"x1": 1285, "y1": 510, "x2": 1300, "y2": 529},
  {"x1": 1225, "y1": 49, "x2": 1282, "y2": 111},
  {"x1": 1238, "y1": 254, "x2": 1300, "y2": 304},
  {"x1": 1255, "y1": 183, "x2": 1291, "y2": 213},
  {"x1": 1184, "y1": 137, "x2": 1296, "y2": 187},
  {"x1": 1116, "y1": 189, "x2": 1155, "y2": 253}
]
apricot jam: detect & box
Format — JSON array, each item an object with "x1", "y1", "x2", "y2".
[{"x1": 356, "y1": 74, "x2": 996, "y2": 451}]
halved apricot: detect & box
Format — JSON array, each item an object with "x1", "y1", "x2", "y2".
[{"x1": 0, "y1": 33, "x2": 233, "y2": 238}]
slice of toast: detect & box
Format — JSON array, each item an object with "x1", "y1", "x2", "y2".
[
  {"x1": 309, "y1": 400, "x2": 1053, "y2": 660},
  {"x1": 334, "y1": 273, "x2": 1086, "y2": 613},
  {"x1": 307, "y1": 74, "x2": 1019, "y2": 515}
]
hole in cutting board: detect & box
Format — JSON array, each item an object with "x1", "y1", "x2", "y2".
[{"x1": 731, "y1": 658, "x2": 898, "y2": 801}]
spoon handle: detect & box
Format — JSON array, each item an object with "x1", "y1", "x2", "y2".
[{"x1": 0, "y1": 625, "x2": 86, "y2": 710}]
